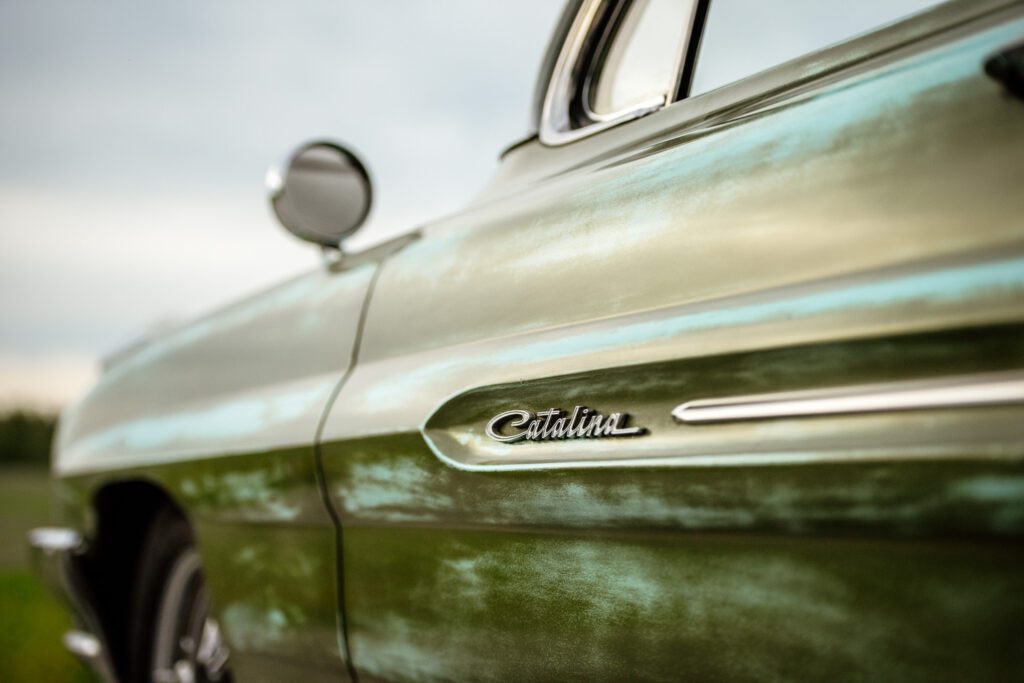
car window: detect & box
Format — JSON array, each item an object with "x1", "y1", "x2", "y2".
[
  {"x1": 690, "y1": 0, "x2": 950, "y2": 96},
  {"x1": 590, "y1": 0, "x2": 699, "y2": 116}
]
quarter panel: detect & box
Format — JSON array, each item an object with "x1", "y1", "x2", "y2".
[
  {"x1": 54, "y1": 260, "x2": 381, "y2": 679},
  {"x1": 58, "y1": 450, "x2": 346, "y2": 674}
]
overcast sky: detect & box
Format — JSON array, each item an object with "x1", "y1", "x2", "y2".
[{"x1": 0, "y1": 1, "x2": 563, "y2": 409}]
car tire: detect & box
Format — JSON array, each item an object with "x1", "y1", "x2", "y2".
[{"x1": 128, "y1": 508, "x2": 230, "y2": 683}]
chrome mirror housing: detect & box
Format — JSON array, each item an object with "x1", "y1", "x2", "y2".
[{"x1": 266, "y1": 140, "x2": 372, "y2": 248}]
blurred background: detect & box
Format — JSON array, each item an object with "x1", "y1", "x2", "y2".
[{"x1": 0, "y1": 2, "x2": 560, "y2": 679}]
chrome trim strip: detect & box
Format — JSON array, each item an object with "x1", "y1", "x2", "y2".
[
  {"x1": 63, "y1": 630, "x2": 117, "y2": 683},
  {"x1": 672, "y1": 371, "x2": 1024, "y2": 425},
  {"x1": 63, "y1": 630, "x2": 102, "y2": 658},
  {"x1": 28, "y1": 527, "x2": 84, "y2": 554},
  {"x1": 540, "y1": 0, "x2": 606, "y2": 145}
]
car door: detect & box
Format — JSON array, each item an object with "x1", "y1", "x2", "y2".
[{"x1": 319, "y1": 0, "x2": 1024, "y2": 680}]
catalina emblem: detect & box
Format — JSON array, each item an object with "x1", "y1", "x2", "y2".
[{"x1": 485, "y1": 406, "x2": 646, "y2": 443}]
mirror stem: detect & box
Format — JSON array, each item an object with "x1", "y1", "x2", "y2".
[{"x1": 320, "y1": 244, "x2": 344, "y2": 266}]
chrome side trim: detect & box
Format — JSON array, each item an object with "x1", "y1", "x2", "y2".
[
  {"x1": 28, "y1": 527, "x2": 84, "y2": 554},
  {"x1": 63, "y1": 630, "x2": 102, "y2": 659},
  {"x1": 673, "y1": 371, "x2": 1024, "y2": 425},
  {"x1": 63, "y1": 630, "x2": 117, "y2": 683}
]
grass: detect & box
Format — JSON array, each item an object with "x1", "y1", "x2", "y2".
[{"x1": 0, "y1": 465, "x2": 93, "y2": 682}]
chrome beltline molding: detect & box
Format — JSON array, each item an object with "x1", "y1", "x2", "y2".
[{"x1": 673, "y1": 370, "x2": 1024, "y2": 425}]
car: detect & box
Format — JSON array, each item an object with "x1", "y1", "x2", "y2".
[{"x1": 29, "y1": 0, "x2": 1024, "y2": 681}]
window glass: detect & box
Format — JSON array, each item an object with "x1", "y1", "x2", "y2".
[
  {"x1": 691, "y1": 0, "x2": 949, "y2": 96},
  {"x1": 591, "y1": 0, "x2": 698, "y2": 116}
]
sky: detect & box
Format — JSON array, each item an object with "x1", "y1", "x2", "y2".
[{"x1": 0, "y1": 1, "x2": 563, "y2": 410}]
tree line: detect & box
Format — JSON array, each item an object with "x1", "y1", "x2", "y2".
[{"x1": 0, "y1": 411, "x2": 57, "y2": 466}]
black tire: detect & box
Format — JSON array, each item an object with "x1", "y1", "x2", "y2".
[{"x1": 128, "y1": 508, "x2": 230, "y2": 683}]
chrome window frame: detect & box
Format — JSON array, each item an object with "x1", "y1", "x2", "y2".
[{"x1": 539, "y1": 0, "x2": 705, "y2": 146}]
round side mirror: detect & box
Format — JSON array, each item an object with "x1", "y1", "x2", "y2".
[{"x1": 266, "y1": 141, "x2": 372, "y2": 248}]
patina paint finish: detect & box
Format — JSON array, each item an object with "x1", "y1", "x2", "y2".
[
  {"x1": 56, "y1": 450, "x2": 347, "y2": 680},
  {"x1": 325, "y1": 435, "x2": 1024, "y2": 535},
  {"x1": 339, "y1": 527, "x2": 1024, "y2": 681},
  {"x1": 323, "y1": 328, "x2": 1024, "y2": 680},
  {"x1": 317, "y1": 6, "x2": 1024, "y2": 680}
]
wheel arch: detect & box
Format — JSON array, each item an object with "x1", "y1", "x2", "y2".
[{"x1": 82, "y1": 478, "x2": 193, "y2": 680}]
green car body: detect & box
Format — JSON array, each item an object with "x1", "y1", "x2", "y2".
[{"x1": 34, "y1": 1, "x2": 1024, "y2": 680}]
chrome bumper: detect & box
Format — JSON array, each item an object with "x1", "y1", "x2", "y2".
[{"x1": 28, "y1": 527, "x2": 118, "y2": 683}]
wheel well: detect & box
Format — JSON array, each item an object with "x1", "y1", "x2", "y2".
[{"x1": 82, "y1": 479, "x2": 190, "y2": 680}]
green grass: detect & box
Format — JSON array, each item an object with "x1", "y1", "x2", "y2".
[
  {"x1": 0, "y1": 466, "x2": 55, "y2": 567},
  {"x1": 0, "y1": 466, "x2": 93, "y2": 682}
]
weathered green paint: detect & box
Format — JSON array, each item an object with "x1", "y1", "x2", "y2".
[
  {"x1": 341, "y1": 528, "x2": 1024, "y2": 681},
  {"x1": 50, "y1": 253, "x2": 384, "y2": 677},
  {"x1": 322, "y1": 328, "x2": 1024, "y2": 680},
  {"x1": 317, "y1": 5, "x2": 1024, "y2": 680},
  {"x1": 55, "y1": 448, "x2": 347, "y2": 677},
  {"x1": 326, "y1": 435, "x2": 1024, "y2": 535},
  {"x1": 49, "y1": 236, "x2": 425, "y2": 676}
]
